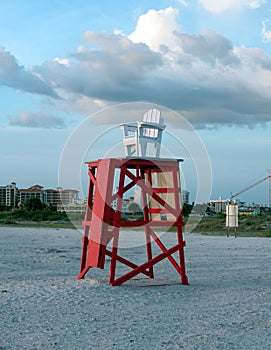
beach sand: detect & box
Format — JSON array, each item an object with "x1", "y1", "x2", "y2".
[{"x1": 1, "y1": 227, "x2": 270, "y2": 349}]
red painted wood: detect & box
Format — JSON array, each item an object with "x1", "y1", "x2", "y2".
[{"x1": 78, "y1": 158, "x2": 188, "y2": 286}]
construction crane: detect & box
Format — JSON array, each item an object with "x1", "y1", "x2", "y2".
[{"x1": 231, "y1": 171, "x2": 271, "y2": 207}]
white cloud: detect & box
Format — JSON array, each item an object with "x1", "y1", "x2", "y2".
[
  {"x1": 129, "y1": 7, "x2": 180, "y2": 53},
  {"x1": 5, "y1": 7, "x2": 271, "y2": 128},
  {"x1": 248, "y1": 0, "x2": 266, "y2": 9},
  {"x1": 177, "y1": 0, "x2": 188, "y2": 6},
  {"x1": 53, "y1": 57, "x2": 70, "y2": 66},
  {"x1": 9, "y1": 111, "x2": 65, "y2": 129},
  {"x1": 262, "y1": 19, "x2": 271, "y2": 42},
  {"x1": 198, "y1": 0, "x2": 266, "y2": 13},
  {"x1": 35, "y1": 31, "x2": 162, "y2": 101}
]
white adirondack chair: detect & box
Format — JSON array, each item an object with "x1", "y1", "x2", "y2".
[{"x1": 120, "y1": 108, "x2": 166, "y2": 158}]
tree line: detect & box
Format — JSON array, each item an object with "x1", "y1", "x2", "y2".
[{"x1": 0, "y1": 198, "x2": 68, "y2": 222}]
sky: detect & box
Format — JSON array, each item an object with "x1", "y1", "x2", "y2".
[{"x1": 0, "y1": 0, "x2": 271, "y2": 205}]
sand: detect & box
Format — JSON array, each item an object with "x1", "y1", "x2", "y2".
[{"x1": 1, "y1": 227, "x2": 270, "y2": 349}]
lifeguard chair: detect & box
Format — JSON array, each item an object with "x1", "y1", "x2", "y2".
[
  {"x1": 78, "y1": 110, "x2": 189, "y2": 286},
  {"x1": 120, "y1": 108, "x2": 166, "y2": 158}
]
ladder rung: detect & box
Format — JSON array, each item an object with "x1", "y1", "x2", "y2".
[
  {"x1": 148, "y1": 208, "x2": 171, "y2": 214},
  {"x1": 152, "y1": 188, "x2": 175, "y2": 193}
]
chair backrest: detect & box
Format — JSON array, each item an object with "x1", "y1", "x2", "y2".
[{"x1": 142, "y1": 109, "x2": 163, "y2": 138}]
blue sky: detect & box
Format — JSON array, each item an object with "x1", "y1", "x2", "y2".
[{"x1": 1, "y1": 0, "x2": 271, "y2": 205}]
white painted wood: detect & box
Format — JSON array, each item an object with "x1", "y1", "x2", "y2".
[{"x1": 120, "y1": 109, "x2": 166, "y2": 157}]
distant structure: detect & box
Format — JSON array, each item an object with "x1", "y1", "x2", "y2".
[
  {"x1": 0, "y1": 182, "x2": 18, "y2": 209},
  {"x1": 181, "y1": 190, "x2": 190, "y2": 205},
  {"x1": 19, "y1": 185, "x2": 45, "y2": 204},
  {"x1": 19, "y1": 185, "x2": 78, "y2": 207},
  {"x1": 0, "y1": 183, "x2": 79, "y2": 209},
  {"x1": 44, "y1": 187, "x2": 79, "y2": 206},
  {"x1": 209, "y1": 197, "x2": 230, "y2": 214},
  {"x1": 111, "y1": 195, "x2": 137, "y2": 214}
]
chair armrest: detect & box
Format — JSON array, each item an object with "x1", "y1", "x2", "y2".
[
  {"x1": 120, "y1": 123, "x2": 137, "y2": 128},
  {"x1": 137, "y1": 122, "x2": 166, "y2": 130},
  {"x1": 120, "y1": 123, "x2": 138, "y2": 137}
]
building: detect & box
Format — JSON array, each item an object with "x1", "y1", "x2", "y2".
[
  {"x1": 0, "y1": 182, "x2": 18, "y2": 209},
  {"x1": 181, "y1": 190, "x2": 190, "y2": 205},
  {"x1": 46, "y1": 188, "x2": 79, "y2": 207},
  {"x1": 19, "y1": 185, "x2": 45, "y2": 205},
  {"x1": 58, "y1": 188, "x2": 79, "y2": 205},
  {"x1": 19, "y1": 185, "x2": 78, "y2": 207},
  {"x1": 0, "y1": 182, "x2": 79, "y2": 209},
  {"x1": 209, "y1": 197, "x2": 230, "y2": 213},
  {"x1": 111, "y1": 196, "x2": 138, "y2": 214},
  {"x1": 44, "y1": 189, "x2": 61, "y2": 207}
]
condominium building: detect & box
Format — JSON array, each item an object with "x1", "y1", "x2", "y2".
[
  {"x1": 44, "y1": 189, "x2": 60, "y2": 207},
  {"x1": 19, "y1": 185, "x2": 45, "y2": 205},
  {"x1": 19, "y1": 185, "x2": 79, "y2": 207},
  {"x1": 0, "y1": 182, "x2": 79, "y2": 209},
  {"x1": 58, "y1": 188, "x2": 79, "y2": 205},
  {"x1": 45, "y1": 188, "x2": 79, "y2": 207}
]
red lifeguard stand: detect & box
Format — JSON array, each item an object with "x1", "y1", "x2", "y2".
[{"x1": 78, "y1": 157, "x2": 189, "y2": 286}]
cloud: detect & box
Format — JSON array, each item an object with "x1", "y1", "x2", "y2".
[
  {"x1": 35, "y1": 31, "x2": 162, "y2": 101},
  {"x1": 9, "y1": 111, "x2": 65, "y2": 129},
  {"x1": 19, "y1": 7, "x2": 271, "y2": 127},
  {"x1": 262, "y1": 19, "x2": 271, "y2": 42},
  {"x1": 177, "y1": 0, "x2": 188, "y2": 6},
  {"x1": 177, "y1": 0, "x2": 188, "y2": 7},
  {"x1": 129, "y1": 7, "x2": 180, "y2": 53},
  {"x1": 0, "y1": 46, "x2": 58, "y2": 98},
  {"x1": 174, "y1": 29, "x2": 240, "y2": 66},
  {"x1": 198, "y1": 0, "x2": 266, "y2": 13}
]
